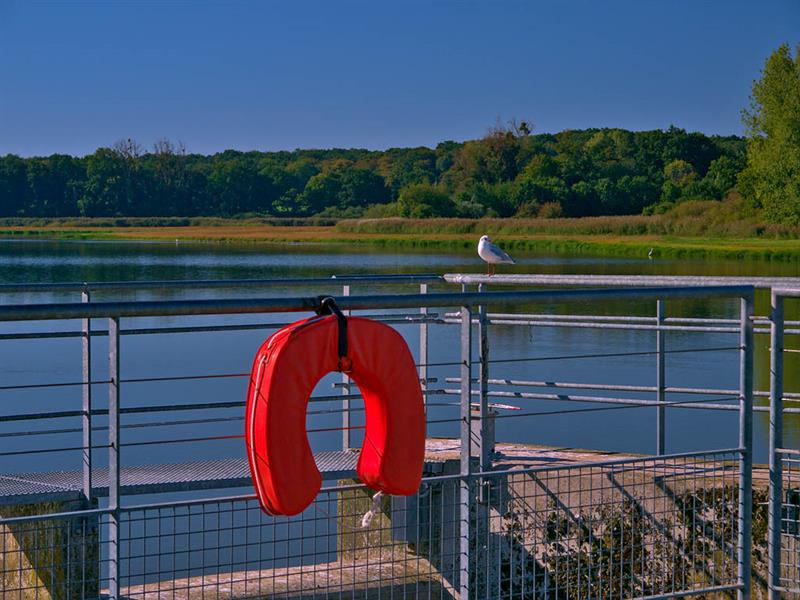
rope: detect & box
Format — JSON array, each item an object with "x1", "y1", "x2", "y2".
[{"x1": 361, "y1": 491, "x2": 385, "y2": 528}]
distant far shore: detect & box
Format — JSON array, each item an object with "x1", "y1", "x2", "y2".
[{"x1": 3, "y1": 212, "x2": 800, "y2": 262}]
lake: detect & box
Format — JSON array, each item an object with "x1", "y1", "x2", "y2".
[{"x1": 1, "y1": 238, "x2": 799, "y2": 478}]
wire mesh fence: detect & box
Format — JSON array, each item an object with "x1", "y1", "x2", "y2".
[
  {"x1": 779, "y1": 451, "x2": 800, "y2": 596},
  {"x1": 0, "y1": 450, "x2": 744, "y2": 599},
  {"x1": 0, "y1": 506, "x2": 103, "y2": 600},
  {"x1": 0, "y1": 278, "x2": 761, "y2": 599}
]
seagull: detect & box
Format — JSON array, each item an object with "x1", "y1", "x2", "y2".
[{"x1": 478, "y1": 235, "x2": 515, "y2": 276}]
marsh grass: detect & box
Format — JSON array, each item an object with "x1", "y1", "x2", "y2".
[
  {"x1": 336, "y1": 198, "x2": 800, "y2": 240},
  {"x1": 4, "y1": 198, "x2": 800, "y2": 260}
]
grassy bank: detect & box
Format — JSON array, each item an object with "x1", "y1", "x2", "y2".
[{"x1": 3, "y1": 201, "x2": 800, "y2": 261}]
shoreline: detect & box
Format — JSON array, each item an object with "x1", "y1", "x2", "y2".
[{"x1": 3, "y1": 223, "x2": 800, "y2": 261}]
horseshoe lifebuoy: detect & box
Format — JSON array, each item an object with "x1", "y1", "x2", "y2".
[{"x1": 245, "y1": 301, "x2": 426, "y2": 516}]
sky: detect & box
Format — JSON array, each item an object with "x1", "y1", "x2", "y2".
[{"x1": 0, "y1": 0, "x2": 798, "y2": 157}]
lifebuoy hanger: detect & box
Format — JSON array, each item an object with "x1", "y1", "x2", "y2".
[{"x1": 245, "y1": 297, "x2": 426, "y2": 516}]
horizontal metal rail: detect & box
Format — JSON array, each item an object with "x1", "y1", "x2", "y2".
[
  {"x1": 0, "y1": 273, "x2": 444, "y2": 294},
  {"x1": 445, "y1": 315, "x2": 743, "y2": 333},
  {"x1": 441, "y1": 388, "x2": 745, "y2": 413},
  {"x1": 481, "y1": 312, "x2": 800, "y2": 327},
  {"x1": 445, "y1": 273, "x2": 800, "y2": 288},
  {"x1": 445, "y1": 312, "x2": 798, "y2": 335},
  {"x1": 449, "y1": 377, "x2": 800, "y2": 401},
  {"x1": 0, "y1": 390, "x2": 451, "y2": 431},
  {"x1": 0, "y1": 312, "x2": 444, "y2": 342},
  {"x1": 0, "y1": 285, "x2": 755, "y2": 321}
]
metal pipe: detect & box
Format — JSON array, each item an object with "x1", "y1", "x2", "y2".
[
  {"x1": 0, "y1": 313, "x2": 443, "y2": 344},
  {"x1": 0, "y1": 273, "x2": 444, "y2": 294},
  {"x1": 738, "y1": 296, "x2": 754, "y2": 600},
  {"x1": 0, "y1": 285, "x2": 756, "y2": 321},
  {"x1": 442, "y1": 388, "x2": 742, "y2": 411},
  {"x1": 444, "y1": 273, "x2": 800, "y2": 289},
  {"x1": 419, "y1": 283, "x2": 429, "y2": 410},
  {"x1": 459, "y1": 305, "x2": 472, "y2": 599},
  {"x1": 443, "y1": 316, "x2": 741, "y2": 333},
  {"x1": 341, "y1": 284, "x2": 351, "y2": 450},
  {"x1": 446, "y1": 376, "x2": 744, "y2": 397},
  {"x1": 768, "y1": 292, "x2": 785, "y2": 600},
  {"x1": 453, "y1": 311, "x2": 800, "y2": 328},
  {"x1": 81, "y1": 288, "x2": 92, "y2": 504},
  {"x1": 108, "y1": 317, "x2": 121, "y2": 600},
  {"x1": 769, "y1": 287, "x2": 800, "y2": 298},
  {"x1": 8, "y1": 312, "x2": 787, "y2": 343},
  {"x1": 656, "y1": 299, "x2": 666, "y2": 455},
  {"x1": 478, "y1": 283, "x2": 491, "y2": 472}
]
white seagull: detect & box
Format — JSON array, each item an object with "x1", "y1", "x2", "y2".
[{"x1": 478, "y1": 235, "x2": 515, "y2": 276}]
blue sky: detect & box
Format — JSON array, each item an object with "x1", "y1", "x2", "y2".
[{"x1": 0, "y1": 0, "x2": 797, "y2": 156}]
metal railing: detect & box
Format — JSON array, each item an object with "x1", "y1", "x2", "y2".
[
  {"x1": 0, "y1": 276, "x2": 759, "y2": 599},
  {"x1": 768, "y1": 288, "x2": 800, "y2": 599}
]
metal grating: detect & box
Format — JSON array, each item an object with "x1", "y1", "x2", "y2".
[{"x1": 0, "y1": 452, "x2": 365, "y2": 504}]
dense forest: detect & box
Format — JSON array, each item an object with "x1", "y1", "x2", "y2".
[
  {"x1": 0, "y1": 126, "x2": 746, "y2": 221},
  {"x1": 2, "y1": 42, "x2": 797, "y2": 225}
]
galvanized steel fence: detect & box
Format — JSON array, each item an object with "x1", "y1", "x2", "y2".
[
  {"x1": 768, "y1": 288, "x2": 800, "y2": 599},
  {"x1": 0, "y1": 275, "x2": 768, "y2": 598}
]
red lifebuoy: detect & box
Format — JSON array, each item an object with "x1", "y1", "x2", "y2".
[{"x1": 245, "y1": 311, "x2": 426, "y2": 516}]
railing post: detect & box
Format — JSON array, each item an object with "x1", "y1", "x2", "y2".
[
  {"x1": 459, "y1": 305, "x2": 473, "y2": 599},
  {"x1": 419, "y1": 283, "x2": 428, "y2": 408},
  {"x1": 738, "y1": 295, "x2": 754, "y2": 600},
  {"x1": 341, "y1": 284, "x2": 351, "y2": 450},
  {"x1": 478, "y1": 283, "x2": 491, "y2": 473},
  {"x1": 476, "y1": 283, "x2": 498, "y2": 597},
  {"x1": 81, "y1": 287, "x2": 92, "y2": 503},
  {"x1": 768, "y1": 291, "x2": 785, "y2": 600},
  {"x1": 656, "y1": 299, "x2": 666, "y2": 455},
  {"x1": 108, "y1": 317, "x2": 121, "y2": 600}
]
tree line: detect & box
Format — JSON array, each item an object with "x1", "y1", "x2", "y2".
[
  {"x1": 0, "y1": 126, "x2": 745, "y2": 221},
  {"x1": 2, "y1": 42, "x2": 797, "y2": 224}
]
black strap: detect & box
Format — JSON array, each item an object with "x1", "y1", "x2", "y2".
[{"x1": 315, "y1": 296, "x2": 349, "y2": 364}]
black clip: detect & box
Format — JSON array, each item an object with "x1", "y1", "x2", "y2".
[{"x1": 315, "y1": 296, "x2": 351, "y2": 372}]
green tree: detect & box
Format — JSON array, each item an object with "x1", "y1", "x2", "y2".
[
  {"x1": 468, "y1": 181, "x2": 517, "y2": 217},
  {"x1": 397, "y1": 183, "x2": 454, "y2": 217},
  {"x1": 700, "y1": 155, "x2": 743, "y2": 198},
  {"x1": 144, "y1": 140, "x2": 195, "y2": 216},
  {"x1": 0, "y1": 155, "x2": 31, "y2": 216},
  {"x1": 434, "y1": 141, "x2": 460, "y2": 179},
  {"x1": 0, "y1": 124, "x2": 748, "y2": 219},
  {"x1": 338, "y1": 167, "x2": 390, "y2": 207},
  {"x1": 298, "y1": 171, "x2": 341, "y2": 215},
  {"x1": 207, "y1": 159, "x2": 271, "y2": 216},
  {"x1": 739, "y1": 43, "x2": 800, "y2": 224},
  {"x1": 660, "y1": 159, "x2": 697, "y2": 202},
  {"x1": 79, "y1": 148, "x2": 127, "y2": 216},
  {"x1": 26, "y1": 155, "x2": 83, "y2": 216},
  {"x1": 377, "y1": 147, "x2": 436, "y2": 195}
]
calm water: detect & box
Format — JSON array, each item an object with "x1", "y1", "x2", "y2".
[{"x1": 1, "y1": 238, "x2": 799, "y2": 478}]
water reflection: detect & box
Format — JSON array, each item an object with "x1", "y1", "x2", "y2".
[{"x1": 1, "y1": 239, "x2": 799, "y2": 477}]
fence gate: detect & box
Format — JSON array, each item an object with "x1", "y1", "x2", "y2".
[{"x1": 770, "y1": 289, "x2": 800, "y2": 599}]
